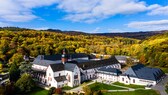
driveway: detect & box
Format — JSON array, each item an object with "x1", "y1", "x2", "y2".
[{"x1": 152, "y1": 74, "x2": 168, "y2": 95}]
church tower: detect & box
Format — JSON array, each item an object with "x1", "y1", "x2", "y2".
[{"x1": 62, "y1": 48, "x2": 68, "y2": 64}]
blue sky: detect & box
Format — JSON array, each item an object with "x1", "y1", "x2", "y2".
[{"x1": 0, "y1": 0, "x2": 168, "y2": 33}]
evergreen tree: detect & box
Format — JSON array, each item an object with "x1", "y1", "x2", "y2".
[
  {"x1": 9, "y1": 63, "x2": 20, "y2": 82},
  {"x1": 15, "y1": 73, "x2": 35, "y2": 93}
]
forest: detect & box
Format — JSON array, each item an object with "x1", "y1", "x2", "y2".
[{"x1": 0, "y1": 28, "x2": 167, "y2": 72}]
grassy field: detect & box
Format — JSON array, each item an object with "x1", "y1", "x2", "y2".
[
  {"x1": 166, "y1": 86, "x2": 168, "y2": 94},
  {"x1": 89, "y1": 82, "x2": 126, "y2": 91},
  {"x1": 28, "y1": 87, "x2": 48, "y2": 95},
  {"x1": 102, "y1": 90, "x2": 159, "y2": 95},
  {"x1": 113, "y1": 82, "x2": 145, "y2": 89}
]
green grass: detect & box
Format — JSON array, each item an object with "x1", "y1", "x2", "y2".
[
  {"x1": 113, "y1": 82, "x2": 145, "y2": 89},
  {"x1": 28, "y1": 87, "x2": 48, "y2": 95},
  {"x1": 166, "y1": 86, "x2": 168, "y2": 94},
  {"x1": 102, "y1": 90, "x2": 159, "y2": 95},
  {"x1": 62, "y1": 86, "x2": 73, "y2": 90},
  {"x1": 81, "y1": 80, "x2": 93, "y2": 84},
  {"x1": 89, "y1": 82, "x2": 126, "y2": 91},
  {"x1": 61, "y1": 86, "x2": 79, "y2": 90}
]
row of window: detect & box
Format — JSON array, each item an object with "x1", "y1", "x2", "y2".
[{"x1": 122, "y1": 78, "x2": 135, "y2": 83}]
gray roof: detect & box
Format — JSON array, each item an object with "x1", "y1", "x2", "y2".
[
  {"x1": 115, "y1": 55, "x2": 127, "y2": 61},
  {"x1": 50, "y1": 63, "x2": 65, "y2": 72},
  {"x1": 97, "y1": 67, "x2": 122, "y2": 74},
  {"x1": 64, "y1": 63, "x2": 77, "y2": 71},
  {"x1": 69, "y1": 56, "x2": 119, "y2": 70},
  {"x1": 54, "y1": 76, "x2": 67, "y2": 82},
  {"x1": 124, "y1": 64, "x2": 164, "y2": 81},
  {"x1": 32, "y1": 53, "x2": 90, "y2": 66},
  {"x1": 32, "y1": 59, "x2": 60, "y2": 67},
  {"x1": 37, "y1": 53, "x2": 89, "y2": 61}
]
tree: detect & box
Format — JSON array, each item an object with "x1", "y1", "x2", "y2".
[
  {"x1": 48, "y1": 87, "x2": 56, "y2": 95},
  {"x1": 93, "y1": 90, "x2": 102, "y2": 95},
  {"x1": 19, "y1": 61, "x2": 32, "y2": 75},
  {"x1": 9, "y1": 63, "x2": 20, "y2": 82},
  {"x1": 55, "y1": 88, "x2": 62, "y2": 94},
  {"x1": 82, "y1": 83, "x2": 92, "y2": 95},
  {"x1": 15, "y1": 73, "x2": 35, "y2": 93},
  {"x1": 126, "y1": 58, "x2": 134, "y2": 65}
]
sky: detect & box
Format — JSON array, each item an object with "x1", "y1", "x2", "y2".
[{"x1": 0, "y1": 0, "x2": 168, "y2": 33}]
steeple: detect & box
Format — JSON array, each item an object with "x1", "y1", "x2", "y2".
[{"x1": 62, "y1": 48, "x2": 68, "y2": 64}]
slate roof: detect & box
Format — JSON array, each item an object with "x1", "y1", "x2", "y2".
[
  {"x1": 69, "y1": 56, "x2": 119, "y2": 70},
  {"x1": 39, "y1": 53, "x2": 89, "y2": 61},
  {"x1": 50, "y1": 63, "x2": 65, "y2": 72},
  {"x1": 54, "y1": 76, "x2": 67, "y2": 82},
  {"x1": 124, "y1": 64, "x2": 164, "y2": 81},
  {"x1": 32, "y1": 53, "x2": 90, "y2": 66},
  {"x1": 64, "y1": 63, "x2": 77, "y2": 71},
  {"x1": 97, "y1": 67, "x2": 122, "y2": 75}
]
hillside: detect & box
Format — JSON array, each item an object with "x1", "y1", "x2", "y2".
[
  {"x1": 94, "y1": 30, "x2": 168, "y2": 40},
  {"x1": 0, "y1": 30, "x2": 138, "y2": 65},
  {"x1": 0, "y1": 28, "x2": 167, "y2": 73},
  {"x1": 1, "y1": 27, "x2": 167, "y2": 39}
]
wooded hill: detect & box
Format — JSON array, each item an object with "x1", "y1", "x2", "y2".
[{"x1": 0, "y1": 27, "x2": 167, "y2": 72}]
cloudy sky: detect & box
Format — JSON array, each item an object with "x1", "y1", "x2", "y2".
[{"x1": 0, "y1": 0, "x2": 168, "y2": 33}]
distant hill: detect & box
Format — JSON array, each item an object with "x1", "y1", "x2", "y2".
[
  {"x1": 0, "y1": 27, "x2": 167, "y2": 39},
  {"x1": 94, "y1": 30, "x2": 168, "y2": 40}
]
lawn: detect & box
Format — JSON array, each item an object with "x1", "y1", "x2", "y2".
[
  {"x1": 113, "y1": 82, "x2": 145, "y2": 89},
  {"x1": 89, "y1": 82, "x2": 126, "y2": 91},
  {"x1": 166, "y1": 86, "x2": 168, "y2": 94},
  {"x1": 102, "y1": 90, "x2": 159, "y2": 95},
  {"x1": 62, "y1": 86, "x2": 78, "y2": 90},
  {"x1": 28, "y1": 87, "x2": 48, "y2": 95}
]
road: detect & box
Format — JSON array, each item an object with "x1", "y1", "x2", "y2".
[{"x1": 152, "y1": 74, "x2": 168, "y2": 95}]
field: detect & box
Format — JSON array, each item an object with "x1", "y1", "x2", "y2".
[
  {"x1": 102, "y1": 90, "x2": 159, "y2": 95},
  {"x1": 89, "y1": 82, "x2": 126, "y2": 91},
  {"x1": 28, "y1": 87, "x2": 48, "y2": 95},
  {"x1": 113, "y1": 82, "x2": 145, "y2": 89}
]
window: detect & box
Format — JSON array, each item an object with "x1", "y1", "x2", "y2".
[
  {"x1": 122, "y1": 78, "x2": 124, "y2": 81},
  {"x1": 133, "y1": 79, "x2": 135, "y2": 83}
]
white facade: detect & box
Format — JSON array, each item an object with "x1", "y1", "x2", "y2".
[
  {"x1": 119, "y1": 75, "x2": 156, "y2": 86},
  {"x1": 44, "y1": 65, "x2": 81, "y2": 88}
]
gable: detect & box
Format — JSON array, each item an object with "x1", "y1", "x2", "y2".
[{"x1": 124, "y1": 68, "x2": 137, "y2": 77}]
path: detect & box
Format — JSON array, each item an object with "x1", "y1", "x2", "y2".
[
  {"x1": 66, "y1": 79, "x2": 136, "y2": 93},
  {"x1": 68, "y1": 80, "x2": 95, "y2": 93},
  {"x1": 151, "y1": 74, "x2": 168, "y2": 95}
]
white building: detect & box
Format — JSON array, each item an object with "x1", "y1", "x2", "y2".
[
  {"x1": 96, "y1": 67, "x2": 122, "y2": 82},
  {"x1": 32, "y1": 49, "x2": 164, "y2": 88},
  {"x1": 119, "y1": 64, "x2": 165, "y2": 86},
  {"x1": 32, "y1": 49, "x2": 120, "y2": 88},
  {"x1": 115, "y1": 55, "x2": 139, "y2": 64}
]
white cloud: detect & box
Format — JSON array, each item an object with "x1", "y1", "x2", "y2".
[
  {"x1": 91, "y1": 27, "x2": 101, "y2": 33},
  {"x1": 0, "y1": 0, "x2": 58, "y2": 22},
  {"x1": 0, "y1": 0, "x2": 167, "y2": 23},
  {"x1": 56, "y1": 0, "x2": 149, "y2": 23},
  {"x1": 148, "y1": 5, "x2": 168, "y2": 15},
  {"x1": 127, "y1": 20, "x2": 168, "y2": 30}
]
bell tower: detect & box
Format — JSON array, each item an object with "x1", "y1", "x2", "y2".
[{"x1": 62, "y1": 48, "x2": 68, "y2": 64}]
